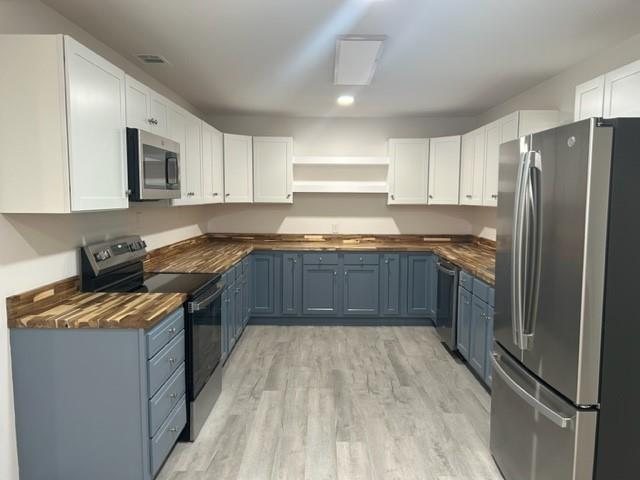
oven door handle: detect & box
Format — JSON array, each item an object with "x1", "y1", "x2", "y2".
[{"x1": 188, "y1": 285, "x2": 224, "y2": 313}]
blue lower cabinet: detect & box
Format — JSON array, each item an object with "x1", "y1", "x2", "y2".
[
  {"x1": 457, "y1": 287, "x2": 472, "y2": 360},
  {"x1": 380, "y1": 254, "x2": 401, "y2": 316},
  {"x1": 469, "y1": 295, "x2": 489, "y2": 378},
  {"x1": 485, "y1": 304, "x2": 494, "y2": 386},
  {"x1": 250, "y1": 254, "x2": 275, "y2": 315},
  {"x1": 242, "y1": 271, "x2": 249, "y2": 327},
  {"x1": 343, "y1": 265, "x2": 379, "y2": 316},
  {"x1": 302, "y1": 264, "x2": 339, "y2": 315},
  {"x1": 233, "y1": 281, "x2": 242, "y2": 340},
  {"x1": 407, "y1": 254, "x2": 434, "y2": 316},
  {"x1": 282, "y1": 253, "x2": 302, "y2": 315}
]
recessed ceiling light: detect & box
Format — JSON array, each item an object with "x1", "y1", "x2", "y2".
[{"x1": 337, "y1": 95, "x2": 355, "y2": 106}]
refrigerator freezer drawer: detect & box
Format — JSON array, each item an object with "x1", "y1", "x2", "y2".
[{"x1": 490, "y1": 346, "x2": 597, "y2": 480}]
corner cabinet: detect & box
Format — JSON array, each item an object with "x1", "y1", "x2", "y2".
[
  {"x1": 603, "y1": 59, "x2": 640, "y2": 118},
  {"x1": 253, "y1": 137, "x2": 293, "y2": 203},
  {"x1": 224, "y1": 133, "x2": 254, "y2": 203},
  {"x1": 0, "y1": 34, "x2": 129, "y2": 213},
  {"x1": 428, "y1": 135, "x2": 461, "y2": 205},
  {"x1": 387, "y1": 138, "x2": 429, "y2": 205},
  {"x1": 574, "y1": 76, "x2": 606, "y2": 121}
]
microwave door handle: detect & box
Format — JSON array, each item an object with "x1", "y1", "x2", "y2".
[{"x1": 491, "y1": 353, "x2": 573, "y2": 429}]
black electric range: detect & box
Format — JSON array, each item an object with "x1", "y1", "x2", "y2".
[{"x1": 80, "y1": 236, "x2": 223, "y2": 442}]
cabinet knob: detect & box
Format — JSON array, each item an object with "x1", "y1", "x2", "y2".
[
  {"x1": 148, "y1": 118, "x2": 158, "y2": 125},
  {"x1": 125, "y1": 189, "x2": 132, "y2": 196},
  {"x1": 286, "y1": 194, "x2": 291, "y2": 199},
  {"x1": 169, "y1": 393, "x2": 177, "y2": 399},
  {"x1": 169, "y1": 427, "x2": 178, "y2": 433},
  {"x1": 225, "y1": 193, "x2": 231, "y2": 197},
  {"x1": 491, "y1": 194, "x2": 498, "y2": 199},
  {"x1": 187, "y1": 192, "x2": 195, "y2": 197},
  {"x1": 384, "y1": 259, "x2": 389, "y2": 264},
  {"x1": 466, "y1": 195, "x2": 472, "y2": 199},
  {"x1": 429, "y1": 194, "x2": 433, "y2": 199},
  {"x1": 333, "y1": 271, "x2": 337, "y2": 276},
  {"x1": 318, "y1": 257, "x2": 322, "y2": 263},
  {"x1": 359, "y1": 257, "x2": 364, "y2": 263},
  {"x1": 344, "y1": 271, "x2": 348, "y2": 276},
  {"x1": 168, "y1": 357, "x2": 176, "y2": 364},
  {"x1": 168, "y1": 327, "x2": 176, "y2": 334},
  {"x1": 391, "y1": 194, "x2": 395, "y2": 200},
  {"x1": 213, "y1": 192, "x2": 218, "y2": 196}
]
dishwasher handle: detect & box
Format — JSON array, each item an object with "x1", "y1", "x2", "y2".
[{"x1": 436, "y1": 261, "x2": 458, "y2": 276}]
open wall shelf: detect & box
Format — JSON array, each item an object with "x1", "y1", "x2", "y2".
[
  {"x1": 293, "y1": 156, "x2": 389, "y2": 166},
  {"x1": 292, "y1": 181, "x2": 388, "y2": 193}
]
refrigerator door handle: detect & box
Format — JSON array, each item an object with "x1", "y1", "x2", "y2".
[
  {"x1": 511, "y1": 151, "x2": 531, "y2": 349},
  {"x1": 522, "y1": 152, "x2": 543, "y2": 350},
  {"x1": 491, "y1": 353, "x2": 574, "y2": 429}
]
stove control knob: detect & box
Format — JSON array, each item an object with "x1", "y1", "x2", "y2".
[{"x1": 94, "y1": 250, "x2": 111, "y2": 262}]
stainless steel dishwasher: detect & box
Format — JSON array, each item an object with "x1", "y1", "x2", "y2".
[{"x1": 435, "y1": 259, "x2": 459, "y2": 351}]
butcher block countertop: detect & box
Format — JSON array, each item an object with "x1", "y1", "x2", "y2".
[
  {"x1": 7, "y1": 233, "x2": 494, "y2": 330},
  {"x1": 7, "y1": 276, "x2": 186, "y2": 329},
  {"x1": 145, "y1": 233, "x2": 496, "y2": 284}
]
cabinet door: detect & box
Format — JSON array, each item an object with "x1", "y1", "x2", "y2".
[
  {"x1": 201, "y1": 122, "x2": 224, "y2": 203},
  {"x1": 604, "y1": 59, "x2": 640, "y2": 118},
  {"x1": 171, "y1": 111, "x2": 203, "y2": 205},
  {"x1": 282, "y1": 253, "x2": 302, "y2": 316},
  {"x1": 343, "y1": 265, "x2": 379, "y2": 316},
  {"x1": 388, "y1": 138, "x2": 429, "y2": 205},
  {"x1": 250, "y1": 254, "x2": 275, "y2": 315},
  {"x1": 380, "y1": 254, "x2": 401, "y2": 316},
  {"x1": 149, "y1": 93, "x2": 169, "y2": 137},
  {"x1": 302, "y1": 265, "x2": 339, "y2": 315},
  {"x1": 125, "y1": 75, "x2": 151, "y2": 130},
  {"x1": 483, "y1": 120, "x2": 501, "y2": 207},
  {"x1": 428, "y1": 136, "x2": 461, "y2": 205},
  {"x1": 221, "y1": 288, "x2": 230, "y2": 358},
  {"x1": 457, "y1": 287, "x2": 472, "y2": 360},
  {"x1": 224, "y1": 133, "x2": 253, "y2": 203},
  {"x1": 469, "y1": 296, "x2": 488, "y2": 378},
  {"x1": 64, "y1": 36, "x2": 128, "y2": 211},
  {"x1": 459, "y1": 127, "x2": 485, "y2": 206},
  {"x1": 427, "y1": 256, "x2": 438, "y2": 318},
  {"x1": 574, "y1": 76, "x2": 605, "y2": 121},
  {"x1": 407, "y1": 254, "x2": 433, "y2": 316},
  {"x1": 234, "y1": 282, "x2": 242, "y2": 340},
  {"x1": 485, "y1": 305, "x2": 494, "y2": 386},
  {"x1": 253, "y1": 136, "x2": 293, "y2": 203}
]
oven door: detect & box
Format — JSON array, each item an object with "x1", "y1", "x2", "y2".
[{"x1": 188, "y1": 284, "x2": 223, "y2": 398}]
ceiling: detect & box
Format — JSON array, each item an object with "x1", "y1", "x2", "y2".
[{"x1": 43, "y1": 0, "x2": 640, "y2": 117}]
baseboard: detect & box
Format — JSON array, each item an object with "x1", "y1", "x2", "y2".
[{"x1": 248, "y1": 317, "x2": 434, "y2": 326}]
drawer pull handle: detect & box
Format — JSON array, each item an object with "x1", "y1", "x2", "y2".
[
  {"x1": 169, "y1": 393, "x2": 177, "y2": 399},
  {"x1": 168, "y1": 327, "x2": 176, "y2": 334},
  {"x1": 168, "y1": 357, "x2": 176, "y2": 364},
  {"x1": 169, "y1": 427, "x2": 178, "y2": 433}
]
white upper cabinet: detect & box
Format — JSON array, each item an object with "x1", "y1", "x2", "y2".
[
  {"x1": 575, "y1": 76, "x2": 605, "y2": 121},
  {"x1": 459, "y1": 127, "x2": 486, "y2": 206},
  {"x1": 201, "y1": 122, "x2": 225, "y2": 204},
  {"x1": 0, "y1": 35, "x2": 128, "y2": 213},
  {"x1": 604, "y1": 59, "x2": 640, "y2": 118},
  {"x1": 427, "y1": 136, "x2": 461, "y2": 205},
  {"x1": 482, "y1": 110, "x2": 559, "y2": 207},
  {"x1": 224, "y1": 134, "x2": 254, "y2": 203},
  {"x1": 253, "y1": 137, "x2": 293, "y2": 203},
  {"x1": 171, "y1": 108, "x2": 204, "y2": 206},
  {"x1": 388, "y1": 139, "x2": 429, "y2": 205},
  {"x1": 125, "y1": 75, "x2": 169, "y2": 136}
]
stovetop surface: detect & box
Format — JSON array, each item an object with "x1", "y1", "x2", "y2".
[{"x1": 138, "y1": 272, "x2": 220, "y2": 295}]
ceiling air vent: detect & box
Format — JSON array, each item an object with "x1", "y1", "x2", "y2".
[
  {"x1": 136, "y1": 54, "x2": 170, "y2": 65},
  {"x1": 334, "y1": 35, "x2": 386, "y2": 86}
]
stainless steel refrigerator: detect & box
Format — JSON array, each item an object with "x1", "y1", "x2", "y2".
[{"x1": 491, "y1": 118, "x2": 640, "y2": 480}]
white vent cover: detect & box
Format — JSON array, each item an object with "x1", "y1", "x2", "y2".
[
  {"x1": 136, "y1": 54, "x2": 170, "y2": 65},
  {"x1": 334, "y1": 35, "x2": 386, "y2": 86}
]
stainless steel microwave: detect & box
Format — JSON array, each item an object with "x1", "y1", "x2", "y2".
[{"x1": 126, "y1": 128, "x2": 181, "y2": 201}]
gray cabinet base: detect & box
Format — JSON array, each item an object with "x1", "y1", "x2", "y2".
[{"x1": 249, "y1": 317, "x2": 434, "y2": 326}]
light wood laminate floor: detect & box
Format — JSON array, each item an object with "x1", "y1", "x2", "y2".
[{"x1": 158, "y1": 326, "x2": 503, "y2": 480}]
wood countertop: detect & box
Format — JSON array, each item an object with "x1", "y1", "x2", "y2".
[
  {"x1": 145, "y1": 233, "x2": 496, "y2": 284},
  {"x1": 7, "y1": 234, "x2": 494, "y2": 330}
]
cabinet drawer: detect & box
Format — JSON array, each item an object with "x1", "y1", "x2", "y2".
[
  {"x1": 148, "y1": 363, "x2": 186, "y2": 437},
  {"x1": 473, "y1": 278, "x2": 492, "y2": 304},
  {"x1": 303, "y1": 252, "x2": 338, "y2": 265},
  {"x1": 148, "y1": 331, "x2": 185, "y2": 397},
  {"x1": 459, "y1": 270, "x2": 473, "y2": 292},
  {"x1": 343, "y1": 253, "x2": 379, "y2": 265},
  {"x1": 150, "y1": 396, "x2": 186, "y2": 477},
  {"x1": 146, "y1": 307, "x2": 184, "y2": 359}
]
